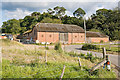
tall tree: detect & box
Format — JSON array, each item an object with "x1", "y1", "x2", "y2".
[
  {"x1": 54, "y1": 6, "x2": 66, "y2": 18},
  {"x1": 31, "y1": 12, "x2": 41, "y2": 20},
  {"x1": 73, "y1": 8, "x2": 86, "y2": 18},
  {"x1": 2, "y1": 19, "x2": 21, "y2": 34},
  {"x1": 47, "y1": 8, "x2": 55, "y2": 15}
]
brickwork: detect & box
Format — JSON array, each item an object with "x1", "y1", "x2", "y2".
[
  {"x1": 90, "y1": 37, "x2": 109, "y2": 43},
  {"x1": 37, "y1": 32, "x2": 59, "y2": 43}
]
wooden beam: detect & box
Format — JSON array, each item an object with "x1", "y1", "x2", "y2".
[
  {"x1": 78, "y1": 57, "x2": 81, "y2": 68},
  {"x1": 60, "y1": 65, "x2": 66, "y2": 80},
  {"x1": 103, "y1": 47, "x2": 106, "y2": 59},
  {"x1": 89, "y1": 60, "x2": 106, "y2": 73}
]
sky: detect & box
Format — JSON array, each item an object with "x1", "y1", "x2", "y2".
[{"x1": 0, "y1": 0, "x2": 119, "y2": 27}]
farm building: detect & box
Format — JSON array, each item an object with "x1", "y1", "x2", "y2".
[
  {"x1": 22, "y1": 23, "x2": 109, "y2": 44},
  {"x1": 86, "y1": 31, "x2": 109, "y2": 43},
  {"x1": 23, "y1": 23, "x2": 85, "y2": 44}
]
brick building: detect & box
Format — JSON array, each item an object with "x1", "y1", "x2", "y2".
[
  {"x1": 23, "y1": 23, "x2": 85, "y2": 44},
  {"x1": 86, "y1": 31, "x2": 109, "y2": 43},
  {"x1": 22, "y1": 23, "x2": 109, "y2": 44}
]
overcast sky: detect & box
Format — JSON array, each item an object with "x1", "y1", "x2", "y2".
[{"x1": 0, "y1": 0, "x2": 119, "y2": 27}]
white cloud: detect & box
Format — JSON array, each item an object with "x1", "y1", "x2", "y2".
[
  {"x1": 3, "y1": 8, "x2": 32, "y2": 20},
  {"x1": 65, "y1": 11, "x2": 73, "y2": 17},
  {"x1": 2, "y1": 0, "x2": 118, "y2": 2}
]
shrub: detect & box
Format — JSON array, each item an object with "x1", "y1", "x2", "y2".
[
  {"x1": 82, "y1": 44, "x2": 99, "y2": 50},
  {"x1": 100, "y1": 40, "x2": 104, "y2": 43},
  {"x1": 45, "y1": 46, "x2": 49, "y2": 50},
  {"x1": 80, "y1": 53, "x2": 85, "y2": 57},
  {"x1": 86, "y1": 52, "x2": 93, "y2": 60},
  {"x1": 54, "y1": 42, "x2": 63, "y2": 53}
]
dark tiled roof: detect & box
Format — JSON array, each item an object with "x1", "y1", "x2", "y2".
[
  {"x1": 35, "y1": 23, "x2": 85, "y2": 33},
  {"x1": 86, "y1": 31, "x2": 109, "y2": 37}
]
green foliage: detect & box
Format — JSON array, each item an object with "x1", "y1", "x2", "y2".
[
  {"x1": 73, "y1": 8, "x2": 86, "y2": 18},
  {"x1": 54, "y1": 6, "x2": 66, "y2": 18},
  {"x1": 45, "y1": 46, "x2": 49, "y2": 50},
  {"x1": 89, "y1": 29, "x2": 102, "y2": 32},
  {"x1": 47, "y1": 8, "x2": 55, "y2": 15},
  {"x1": 2, "y1": 59, "x2": 116, "y2": 78},
  {"x1": 40, "y1": 17, "x2": 62, "y2": 24},
  {"x1": 100, "y1": 40, "x2": 104, "y2": 43},
  {"x1": 54, "y1": 42, "x2": 63, "y2": 53},
  {"x1": 80, "y1": 53, "x2": 85, "y2": 57},
  {"x1": 82, "y1": 44, "x2": 99, "y2": 50},
  {"x1": 61, "y1": 15, "x2": 84, "y2": 28},
  {"x1": 88, "y1": 8, "x2": 120, "y2": 40},
  {"x1": 2, "y1": 19, "x2": 21, "y2": 34}
]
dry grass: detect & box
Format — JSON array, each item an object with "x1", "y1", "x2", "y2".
[{"x1": 1, "y1": 39, "x2": 95, "y2": 68}]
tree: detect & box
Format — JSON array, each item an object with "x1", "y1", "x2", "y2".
[
  {"x1": 40, "y1": 17, "x2": 62, "y2": 24},
  {"x1": 2, "y1": 19, "x2": 21, "y2": 34},
  {"x1": 73, "y1": 8, "x2": 86, "y2": 18},
  {"x1": 47, "y1": 8, "x2": 54, "y2": 15},
  {"x1": 88, "y1": 8, "x2": 120, "y2": 40},
  {"x1": 54, "y1": 6, "x2": 66, "y2": 18},
  {"x1": 61, "y1": 15, "x2": 84, "y2": 28},
  {"x1": 31, "y1": 12, "x2": 41, "y2": 20}
]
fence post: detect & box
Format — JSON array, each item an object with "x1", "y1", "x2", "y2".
[
  {"x1": 60, "y1": 65, "x2": 66, "y2": 80},
  {"x1": 78, "y1": 57, "x2": 81, "y2": 69},
  {"x1": 102, "y1": 47, "x2": 106, "y2": 59},
  {"x1": 45, "y1": 51, "x2": 47, "y2": 63}
]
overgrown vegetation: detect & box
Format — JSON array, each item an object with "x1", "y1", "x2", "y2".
[
  {"x1": 1, "y1": 39, "x2": 117, "y2": 78},
  {"x1": 54, "y1": 42, "x2": 63, "y2": 53},
  {"x1": 82, "y1": 44, "x2": 99, "y2": 50}
]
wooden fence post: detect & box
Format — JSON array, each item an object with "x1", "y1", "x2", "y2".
[
  {"x1": 45, "y1": 51, "x2": 47, "y2": 63},
  {"x1": 60, "y1": 65, "x2": 66, "y2": 80},
  {"x1": 78, "y1": 57, "x2": 81, "y2": 69},
  {"x1": 102, "y1": 47, "x2": 106, "y2": 59}
]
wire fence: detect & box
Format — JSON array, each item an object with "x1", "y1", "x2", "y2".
[
  {"x1": 10, "y1": 48, "x2": 118, "y2": 78},
  {"x1": 20, "y1": 62, "x2": 115, "y2": 78}
]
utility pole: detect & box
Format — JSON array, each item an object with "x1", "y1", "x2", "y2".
[{"x1": 84, "y1": 16, "x2": 86, "y2": 43}]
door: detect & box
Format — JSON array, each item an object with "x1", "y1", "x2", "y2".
[{"x1": 59, "y1": 33, "x2": 68, "y2": 43}]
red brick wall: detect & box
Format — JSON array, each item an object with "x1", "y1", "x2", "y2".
[
  {"x1": 90, "y1": 37, "x2": 109, "y2": 43},
  {"x1": 37, "y1": 32, "x2": 59, "y2": 43},
  {"x1": 68, "y1": 33, "x2": 85, "y2": 44}
]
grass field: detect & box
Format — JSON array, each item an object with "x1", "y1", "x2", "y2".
[
  {"x1": 90, "y1": 44, "x2": 119, "y2": 55},
  {"x1": 1, "y1": 39, "x2": 117, "y2": 78}
]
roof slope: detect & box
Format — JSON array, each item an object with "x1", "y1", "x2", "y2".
[
  {"x1": 35, "y1": 23, "x2": 85, "y2": 33},
  {"x1": 86, "y1": 31, "x2": 108, "y2": 37}
]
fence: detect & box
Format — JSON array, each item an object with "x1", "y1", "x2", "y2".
[{"x1": 19, "y1": 47, "x2": 118, "y2": 78}]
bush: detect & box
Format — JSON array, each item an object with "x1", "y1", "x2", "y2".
[
  {"x1": 100, "y1": 40, "x2": 104, "y2": 43},
  {"x1": 54, "y1": 42, "x2": 63, "y2": 53},
  {"x1": 80, "y1": 53, "x2": 85, "y2": 57},
  {"x1": 45, "y1": 46, "x2": 49, "y2": 50},
  {"x1": 82, "y1": 44, "x2": 99, "y2": 50}
]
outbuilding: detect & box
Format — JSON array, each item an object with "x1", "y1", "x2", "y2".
[
  {"x1": 22, "y1": 23, "x2": 109, "y2": 44},
  {"x1": 23, "y1": 23, "x2": 85, "y2": 44},
  {"x1": 86, "y1": 31, "x2": 109, "y2": 43}
]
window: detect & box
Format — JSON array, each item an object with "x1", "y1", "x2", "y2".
[
  {"x1": 42, "y1": 35, "x2": 44, "y2": 37},
  {"x1": 49, "y1": 35, "x2": 52, "y2": 37}
]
